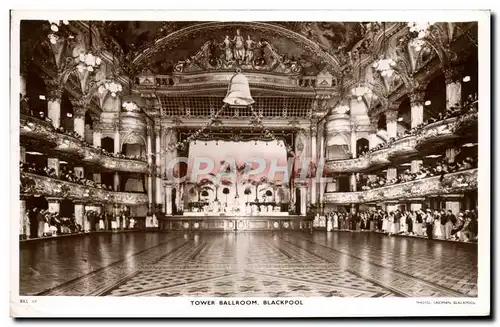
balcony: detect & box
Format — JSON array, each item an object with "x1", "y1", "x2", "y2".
[
  {"x1": 324, "y1": 168, "x2": 477, "y2": 204},
  {"x1": 20, "y1": 172, "x2": 148, "y2": 205},
  {"x1": 20, "y1": 115, "x2": 149, "y2": 174},
  {"x1": 325, "y1": 112, "x2": 478, "y2": 173}
]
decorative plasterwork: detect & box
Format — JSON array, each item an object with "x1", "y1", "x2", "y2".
[
  {"x1": 325, "y1": 113, "x2": 477, "y2": 173},
  {"x1": 324, "y1": 168, "x2": 477, "y2": 204},
  {"x1": 20, "y1": 115, "x2": 150, "y2": 174},
  {"x1": 133, "y1": 22, "x2": 342, "y2": 73},
  {"x1": 20, "y1": 172, "x2": 148, "y2": 205}
]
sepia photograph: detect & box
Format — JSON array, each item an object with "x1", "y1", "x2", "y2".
[{"x1": 9, "y1": 9, "x2": 490, "y2": 318}]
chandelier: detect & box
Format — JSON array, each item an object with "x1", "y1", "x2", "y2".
[
  {"x1": 408, "y1": 22, "x2": 433, "y2": 39},
  {"x1": 372, "y1": 57, "x2": 396, "y2": 77},
  {"x1": 351, "y1": 84, "x2": 371, "y2": 101},
  {"x1": 98, "y1": 80, "x2": 123, "y2": 98},
  {"x1": 77, "y1": 52, "x2": 102, "y2": 72},
  {"x1": 47, "y1": 20, "x2": 70, "y2": 45},
  {"x1": 122, "y1": 101, "x2": 140, "y2": 112},
  {"x1": 335, "y1": 104, "x2": 350, "y2": 114}
]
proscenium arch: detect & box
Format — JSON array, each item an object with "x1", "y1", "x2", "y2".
[{"x1": 132, "y1": 21, "x2": 342, "y2": 73}]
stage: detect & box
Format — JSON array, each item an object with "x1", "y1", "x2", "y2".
[{"x1": 161, "y1": 214, "x2": 313, "y2": 232}]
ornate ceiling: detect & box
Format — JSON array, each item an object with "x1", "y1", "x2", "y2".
[{"x1": 100, "y1": 21, "x2": 368, "y2": 76}]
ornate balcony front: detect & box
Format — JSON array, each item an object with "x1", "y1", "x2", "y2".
[
  {"x1": 325, "y1": 114, "x2": 478, "y2": 173},
  {"x1": 324, "y1": 169, "x2": 477, "y2": 204},
  {"x1": 20, "y1": 172, "x2": 148, "y2": 205},
  {"x1": 20, "y1": 115, "x2": 149, "y2": 174}
]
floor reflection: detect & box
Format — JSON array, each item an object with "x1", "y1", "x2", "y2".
[{"x1": 20, "y1": 231, "x2": 477, "y2": 297}]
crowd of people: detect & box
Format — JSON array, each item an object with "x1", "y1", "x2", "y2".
[
  {"x1": 358, "y1": 156, "x2": 477, "y2": 191},
  {"x1": 20, "y1": 206, "x2": 138, "y2": 240},
  {"x1": 324, "y1": 208, "x2": 478, "y2": 243},
  {"x1": 20, "y1": 161, "x2": 114, "y2": 190}
]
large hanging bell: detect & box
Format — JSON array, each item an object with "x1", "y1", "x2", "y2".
[{"x1": 223, "y1": 69, "x2": 255, "y2": 106}]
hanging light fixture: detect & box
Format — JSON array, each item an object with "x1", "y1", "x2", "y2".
[
  {"x1": 98, "y1": 48, "x2": 122, "y2": 97},
  {"x1": 372, "y1": 22, "x2": 396, "y2": 77},
  {"x1": 407, "y1": 22, "x2": 434, "y2": 52},
  {"x1": 77, "y1": 21, "x2": 102, "y2": 73},
  {"x1": 47, "y1": 20, "x2": 69, "y2": 44}
]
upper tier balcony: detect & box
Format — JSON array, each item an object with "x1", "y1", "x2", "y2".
[
  {"x1": 325, "y1": 110, "x2": 478, "y2": 173},
  {"x1": 323, "y1": 168, "x2": 477, "y2": 204},
  {"x1": 20, "y1": 172, "x2": 148, "y2": 205},
  {"x1": 20, "y1": 115, "x2": 150, "y2": 174}
]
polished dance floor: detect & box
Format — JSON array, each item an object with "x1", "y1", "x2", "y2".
[{"x1": 19, "y1": 231, "x2": 477, "y2": 297}]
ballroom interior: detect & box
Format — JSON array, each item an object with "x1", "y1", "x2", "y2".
[{"x1": 18, "y1": 20, "x2": 478, "y2": 297}]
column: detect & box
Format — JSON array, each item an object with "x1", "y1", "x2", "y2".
[
  {"x1": 368, "y1": 132, "x2": 378, "y2": 150},
  {"x1": 444, "y1": 65, "x2": 462, "y2": 111},
  {"x1": 386, "y1": 201, "x2": 398, "y2": 213},
  {"x1": 310, "y1": 124, "x2": 317, "y2": 205},
  {"x1": 74, "y1": 167, "x2": 84, "y2": 179},
  {"x1": 443, "y1": 194, "x2": 463, "y2": 216},
  {"x1": 20, "y1": 198, "x2": 27, "y2": 238},
  {"x1": 114, "y1": 172, "x2": 120, "y2": 192},
  {"x1": 47, "y1": 158, "x2": 60, "y2": 177},
  {"x1": 147, "y1": 174, "x2": 153, "y2": 210},
  {"x1": 386, "y1": 167, "x2": 397, "y2": 181},
  {"x1": 319, "y1": 123, "x2": 326, "y2": 211},
  {"x1": 46, "y1": 82, "x2": 62, "y2": 128},
  {"x1": 93, "y1": 173, "x2": 101, "y2": 184},
  {"x1": 20, "y1": 72, "x2": 27, "y2": 97},
  {"x1": 409, "y1": 89, "x2": 426, "y2": 128},
  {"x1": 409, "y1": 198, "x2": 425, "y2": 212},
  {"x1": 114, "y1": 124, "x2": 120, "y2": 154},
  {"x1": 445, "y1": 147, "x2": 460, "y2": 163},
  {"x1": 73, "y1": 107, "x2": 86, "y2": 139},
  {"x1": 165, "y1": 183, "x2": 173, "y2": 215},
  {"x1": 411, "y1": 160, "x2": 422, "y2": 174},
  {"x1": 155, "y1": 127, "x2": 162, "y2": 209},
  {"x1": 385, "y1": 109, "x2": 398, "y2": 139},
  {"x1": 74, "y1": 202, "x2": 85, "y2": 230},
  {"x1": 47, "y1": 197, "x2": 61, "y2": 214},
  {"x1": 300, "y1": 186, "x2": 307, "y2": 216},
  {"x1": 349, "y1": 173, "x2": 357, "y2": 192},
  {"x1": 20, "y1": 146, "x2": 26, "y2": 163},
  {"x1": 350, "y1": 128, "x2": 357, "y2": 158},
  {"x1": 93, "y1": 123, "x2": 102, "y2": 147}
]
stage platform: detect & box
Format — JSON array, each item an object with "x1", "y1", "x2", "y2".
[{"x1": 162, "y1": 214, "x2": 313, "y2": 232}]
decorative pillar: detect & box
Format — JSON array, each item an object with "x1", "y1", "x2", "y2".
[
  {"x1": 409, "y1": 89, "x2": 425, "y2": 128},
  {"x1": 93, "y1": 173, "x2": 101, "y2": 184},
  {"x1": 74, "y1": 167, "x2": 84, "y2": 179},
  {"x1": 368, "y1": 132, "x2": 378, "y2": 150},
  {"x1": 155, "y1": 126, "x2": 162, "y2": 209},
  {"x1": 350, "y1": 127, "x2": 357, "y2": 158},
  {"x1": 47, "y1": 158, "x2": 60, "y2": 177},
  {"x1": 20, "y1": 146, "x2": 26, "y2": 163},
  {"x1": 46, "y1": 82, "x2": 62, "y2": 128},
  {"x1": 74, "y1": 202, "x2": 85, "y2": 230},
  {"x1": 114, "y1": 172, "x2": 120, "y2": 192},
  {"x1": 349, "y1": 173, "x2": 357, "y2": 192},
  {"x1": 114, "y1": 124, "x2": 120, "y2": 154},
  {"x1": 409, "y1": 198, "x2": 425, "y2": 212},
  {"x1": 93, "y1": 122, "x2": 102, "y2": 147},
  {"x1": 147, "y1": 174, "x2": 153, "y2": 210},
  {"x1": 165, "y1": 183, "x2": 173, "y2": 215},
  {"x1": 443, "y1": 194, "x2": 463, "y2": 216},
  {"x1": 300, "y1": 186, "x2": 307, "y2": 216},
  {"x1": 385, "y1": 109, "x2": 398, "y2": 139},
  {"x1": 411, "y1": 160, "x2": 422, "y2": 174},
  {"x1": 444, "y1": 65, "x2": 463, "y2": 111},
  {"x1": 73, "y1": 107, "x2": 86, "y2": 139},
  {"x1": 386, "y1": 167, "x2": 398, "y2": 181},
  {"x1": 445, "y1": 147, "x2": 460, "y2": 163},
  {"x1": 47, "y1": 197, "x2": 61, "y2": 214},
  {"x1": 20, "y1": 198, "x2": 27, "y2": 237},
  {"x1": 310, "y1": 124, "x2": 317, "y2": 205},
  {"x1": 319, "y1": 123, "x2": 325, "y2": 211}
]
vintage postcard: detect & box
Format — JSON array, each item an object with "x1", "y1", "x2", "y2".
[{"x1": 10, "y1": 9, "x2": 490, "y2": 318}]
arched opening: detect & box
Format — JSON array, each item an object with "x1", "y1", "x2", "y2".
[
  {"x1": 59, "y1": 199, "x2": 74, "y2": 218},
  {"x1": 377, "y1": 114, "x2": 386, "y2": 131},
  {"x1": 356, "y1": 138, "x2": 369, "y2": 156},
  {"x1": 424, "y1": 73, "x2": 446, "y2": 121},
  {"x1": 461, "y1": 51, "x2": 478, "y2": 105},
  {"x1": 295, "y1": 188, "x2": 301, "y2": 215},
  {"x1": 101, "y1": 136, "x2": 114, "y2": 153},
  {"x1": 60, "y1": 92, "x2": 74, "y2": 132},
  {"x1": 84, "y1": 111, "x2": 94, "y2": 144},
  {"x1": 25, "y1": 64, "x2": 48, "y2": 119},
  {"x1": 172, "y1": 188, "x2": 177, "y2": 214},
  {"x1": 397, "y1": 97, "x2": 411, "y2": 135}
]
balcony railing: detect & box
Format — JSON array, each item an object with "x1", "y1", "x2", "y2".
[
  {"x1": 323, "y1": 169, "x2": 477, "y2": 204},
  {"x1": 20, "y1": 115, "x2": 149, "y2": 174},
  {"x1": 325, "y1": 112, "x2": 478, "y2": 173},
  {"x1": 20, "y1": 172, "x2": 148, "y2": 205}
]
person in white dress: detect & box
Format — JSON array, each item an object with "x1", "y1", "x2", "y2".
[
  {"x1": 433, "y1": 211, "x2": 443, "y2": 239},
  {"x1": 333, "y1": 212, "x2": 339, "y2": 230},
  {"x1": 382, "y1": 213, "x2": 389, "y2": 233}
]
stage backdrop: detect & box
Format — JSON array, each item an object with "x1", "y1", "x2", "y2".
[{"x1": 184, "y1": 140, "x2": 290, "y2": 207}]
